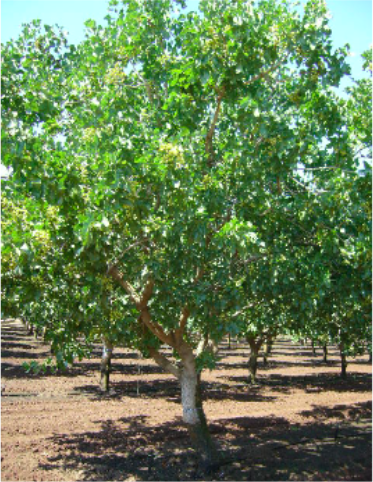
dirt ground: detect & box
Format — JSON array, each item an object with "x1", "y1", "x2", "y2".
[{"x1": 1, "y1": 318, "x2": 372, "y2": 481}]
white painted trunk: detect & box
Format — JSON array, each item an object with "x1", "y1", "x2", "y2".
[
  {"x1": 178, "y1": 344, "x2": 219, "y2": 469},
  {"x1": 179, "y1": 345, "x2": 200, "y2": 424},
  {"x1": 181, "y1": 368, "x2": 200, "y2": 425}
]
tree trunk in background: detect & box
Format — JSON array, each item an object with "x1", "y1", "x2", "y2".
[
  {"x1": 339, "y1": 343, "x2": 347, "y2": 379},
  {"x1": 178, "y1": 344, "x2": 220, "y2": 471},
  {"x1": 266, "y1": 336, "x2": 274, "y2": 354},
  {"x1": 263, "y1": 334, "x2": 274, "y2": 365},
  {"x1": 248, "y1": 348, "x2": 259, "y2": 383},
  {"x1": 323, "y1": 344, "x2": 328, "y2": 363},
  {"x1": 41, "y1": 326, "x2": 48, "y2": 344},
  {"x1": 247, "y1": 336, "x2": 264, "y2": 384},
  {"x1": 23, "y1": 318, "x2": 34, "y2": 336},
  {"x1": 311, "y1": 340, "x2": 317, "y2": 356},
  {"x1": 100, "y1": 338, "x2": 114, "y2": 392},
  {"x1": 367, "y1": 344, "x2": 372, "y2": 363}
]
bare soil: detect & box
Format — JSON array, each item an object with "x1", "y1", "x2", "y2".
[{"x1": 1, "y1": 318, "x2": 372, "y2": 481}]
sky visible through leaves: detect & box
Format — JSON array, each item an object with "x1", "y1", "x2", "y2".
[
  {"x1": 1, "y1": 0, "x2": 371, "y2": 178},
  {"x1": 1, "y1": 0, "x2": 371, "y2": 80}
]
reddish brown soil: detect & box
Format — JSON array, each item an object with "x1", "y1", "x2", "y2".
[{"x1": 1, "y1": 318, "x2": 372, "y2": 481}]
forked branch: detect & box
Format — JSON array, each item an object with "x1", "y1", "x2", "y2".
[{"x1": 148, "y1": 346, "x2": 181, "y2": 379}]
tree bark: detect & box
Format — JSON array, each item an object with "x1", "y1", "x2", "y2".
[
  {"x1": 247, "y1": 336, "x2": 264, "y2": 384},
  {"x1": 311, "y1": 340, "x2": 317, "y2": 356},
  {"x1": 323, "y1": 343, "x2": 328, "y2": 363},
  {"x1": 263, "y1": 334, "x2": 274, "y2": 365},
  {"x1": 266, "y1": 336, "x2": 274, "y2": 355},
  {"x1": 248, "y1": 348, "x2": 259, "y2": 383},
  {"x1": 107, "y1": 269, "x2": 219, "y2": 469},
  {"x1": 100, "y1": 338, "x2": 114, "y2": 392},
  {"x1": 178, "y1": 343, "x2": 220, "y2": 471},
  {"x1": 41, "y1": 326, "x2": 48, "y2": 344},
  {"x1": 339, "y1": 343, "x2": 347, "y2": 379},
  {"x1": 23, "y1": 318, "x2": 34, "y2": 336}
]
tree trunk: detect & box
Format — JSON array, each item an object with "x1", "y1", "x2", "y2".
[
  {"x1": 323, "y1": 344, "x2": 328, "y2": 363},
  {"x1": 100, "y1": 338, "x2": 114, "y2": 392},
  {"x1": 248, "y1": 348, "x2": 259, "y2": 383},
  {"x1": 247, "y1": 336, "x2": 263, "y2": 384},
  {"x1": 23, "y1": 318, "x2": 34, "y2": 336},
  {"x1": 263, "y1": 334, "x2": 274, "y2": 365},
  {"x1": 266, "y1": 336, "x2": 274, "y2": 355},
  {"x1": 339, "y1": 343, "x2": 347, "y2": 379},
  {"x1": 367, "y1": 344, "x2": 372, "y2": 363},
  {"x1": 311, "y1": 340, "x2": 316, "y2": 356},
  {"x1": 263, "y1": 350, "x2": 268, "y2": 366},
  {"x1": 178, "y1": 344, "x2": 220, "y2": 471},
  {"x1": 41, "y1": 326, "x2": 48, "y2": 344}
]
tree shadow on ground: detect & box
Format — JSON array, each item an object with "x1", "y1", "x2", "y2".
[
  {"x1": 216, "y1": 401, "x2": 372, "y2": 481},
  {"x1": 41, "y1": 416, "x2": 199, "y2": 481},
  {"x1": 1, "y1": 348, "x2": 49, "y2": 360},
  {"x1": 40, "y1": 402, "x2": 371, "y2": 481},
  {"x1": 111, "y1": 363, "x2": 166, "y2": 375},
  {"x1": 2, "y1": 321, "x2": 51, "y2": 379},
  {"x1": 1, "y1": 341, "x2": 37, "y2": 351},
  {"x1": 225, "y1": 372, "x2": 372, "y2": 394},
  {"x1": 71, "y1": 378, "x2": 277, "y2": 404},
  {"x1": 299, "y1": 400, "x2": 372, "y2": 422},
  {"x1": 88, "y1": 347, "x2": 139, "y2": 360},
  {"x1": 215, "y1": 358, "x2": 341, "y2": 372}
]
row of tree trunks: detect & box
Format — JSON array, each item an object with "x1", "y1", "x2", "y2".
[
  {"x1": 308, "y1": 339, "x2": 349, "y2": 378},
  {"x1": 20, "y1": 318, "x2": 49, "y2": 344}
]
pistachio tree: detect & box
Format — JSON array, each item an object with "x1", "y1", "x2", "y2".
[
  {"x1": 2, "y1": 0, "x2": 356, "y2": 467},
  {"x1": 312, "y1": 49, "x2": 372, "y2": 376}
]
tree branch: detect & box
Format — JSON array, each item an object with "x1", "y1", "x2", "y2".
[
  {"x1": 148, "y1": 346, "x2": 181, "y2": 379},
  {"x1": 205, "y1": 86, "x2": 225, "y2": 167},
  {"x1": 108, "y1": 265, "x2": 183, "y2": 348},
  {"x1": 244, "y1": 59, "x2": 283, "y2": 86},
  {"x1": 139, "y1": 278, "x2": 155, "y2": 309},
  {"x1": 241, "y1": 254, "x2": 267, "y2": 266},
  {"x1": 107, "y1": 265, "x2": 141, "y2": 305},
  {"x1": 140, "y1": 307, "x2": 174, "y2": 346},
  {"x1": 231, "y1": 303, "x2": 259, "y2": 318},
  {"x1": 291, "y1": 176, "x2": 329, "y2": 194},
  {"x1": 296, "y1": 166, "x2": 357, "y2": 173},
  {"x1": 174, "y1": 306, "x2": 190, "y2": 346},
  {"x1": 194, "y1": 267, "x2": 205, "y2": 283},
  {"x1": 196, "y1": 333, "x2": 219, "y2": 357}
]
